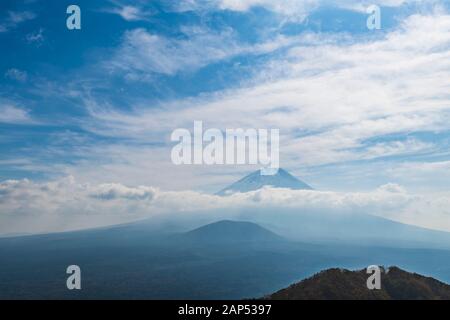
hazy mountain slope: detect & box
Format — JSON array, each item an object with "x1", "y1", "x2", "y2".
[
  {"x1": 242, "y1": 209, "x2": 450, "y2": 249},
  {"x1": 1, "y1": 219, "x2": 450, "y2": 299},
  {"x1": 217, "y1": 168, "x2": 312, "y2": 195},
  {"x1": 181, "y1": 220, "x2": 284, "y2": 244},
  {"x1": 0, "y1": 220, "x2": 330, "y2": 299},
  {"x1": 267, "y1": 267, "x2": 450, "y2": 300}
]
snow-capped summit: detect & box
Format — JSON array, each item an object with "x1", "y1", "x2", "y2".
[{"x1": 216, "y1": 168, "x2": 313, "y2": 196}]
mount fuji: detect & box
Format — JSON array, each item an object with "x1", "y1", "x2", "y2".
[{"x1": 217, "y1": 168, "x2": 313, "y2": 195}]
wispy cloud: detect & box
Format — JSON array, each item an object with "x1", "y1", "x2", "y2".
[
  {"x1": 2, "y1": 2, "x2": 450, "y2": 199},
  {"x1": 0, "y1": 104, "x2": 33, "y2": 124},
  {"x1": 26, "y1": 28, "x2": 44, "y2": 45},
  {"x1": 171, "y1": 0, "x2": 319, "y2": 22},
  {"x1": 7, "y1": 10, "x2": 36, "y2": 24},
  {"x1": 87, "y1": 12, "x2": 450, "y2": 169},
  {"x1": 103, "y1": 1, "x2": 154, "y2": 21},
  {"x1": 0, "y1": 10, "x2": 36, "y2": 33},
  {"x1": 4, "y1": 68, "x2": 28, "y2": 82},
  {"x1": 216, "y1": 0, "x2": 319, "y2": 21},
  {"x1": 108, "y1": 26, "x2": 296, "y2": 77},
  {"x1": 174, "y1": 0, "x2": 427, "y2": 21}
]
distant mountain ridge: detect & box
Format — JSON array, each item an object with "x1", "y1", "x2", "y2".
[
  {"x1": 182, "y1": 220, "x2": 283, "y2": 243},
  {"x1": 2, "y1": 217, "x2": 450, "y2": 299},
  {"x1": 217, "y1": 168, "x2": 313, "y2": 195},
  {"x1": 267, "y1": 266, "x2": 450, "y2": 300}
]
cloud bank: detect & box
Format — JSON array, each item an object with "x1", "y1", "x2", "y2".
[{"x1": 1, "y1": 176, "x2": 450, "y2": 235}]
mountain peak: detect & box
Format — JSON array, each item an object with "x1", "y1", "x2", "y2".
[
  {"x1": 183, "y1": 220, "x2": 282, "y2": 243},
  {"x1": 266, "y1": 266, "x2": 450, "y2": 300},
  {"x1": 217, "y1": 168, "x2": 313, "y2": 196}
]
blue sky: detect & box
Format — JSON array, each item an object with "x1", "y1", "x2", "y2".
[{"x1": 1, "y1": 0, "x2": 450, "y2": 195}]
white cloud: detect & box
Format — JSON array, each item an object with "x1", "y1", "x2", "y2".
[
  {"x1": 175, "y1": 0, "x2": 427, "y2": 20},
  {"x1": 90, "y1": 183, "x2": 156, "y2": 200},
  {"x1": 6, "y1": 9, "x2": 450, "y2": 196},
  {"x1": 108, "y1": 27, "x2": 295, "y2": 76},
  {"x1": 5, "y1": 68, "x2": 27, "y2": 82},
  {"x1": 0, "y1": 11, "x2": 36, "y2": 33},
  {"x1": 7, "y1": 11, "x2": 36, "y2": 24},
  {"x1": 329, "y1": 0, "x2": 425, "y2": 12},
  {"x1": 217, "y1": 0, "x2": 318, "y2": 21},
  {"x1": 1, "y1": 176, "x2": 450, "y2": 235},
  {"x1": 81, "y1": 12, "x2": 450, "y2": 191},
  {"x1": 0, "y1": 104, "x2": 32, "y2": 124},
  {"x1": 384, "y1": 160, "x2": 450, "y2": 191},
  {"x1": 103, "y1": 3, "x2": 154, "y2": 21},
  {"x1": 26, "y1": 28, "x2": 44, "y2": 45}
]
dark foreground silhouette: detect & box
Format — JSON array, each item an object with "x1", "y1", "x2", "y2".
[{"x1": 267, "y1": 266, "x2": 450, "y2": 300}]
